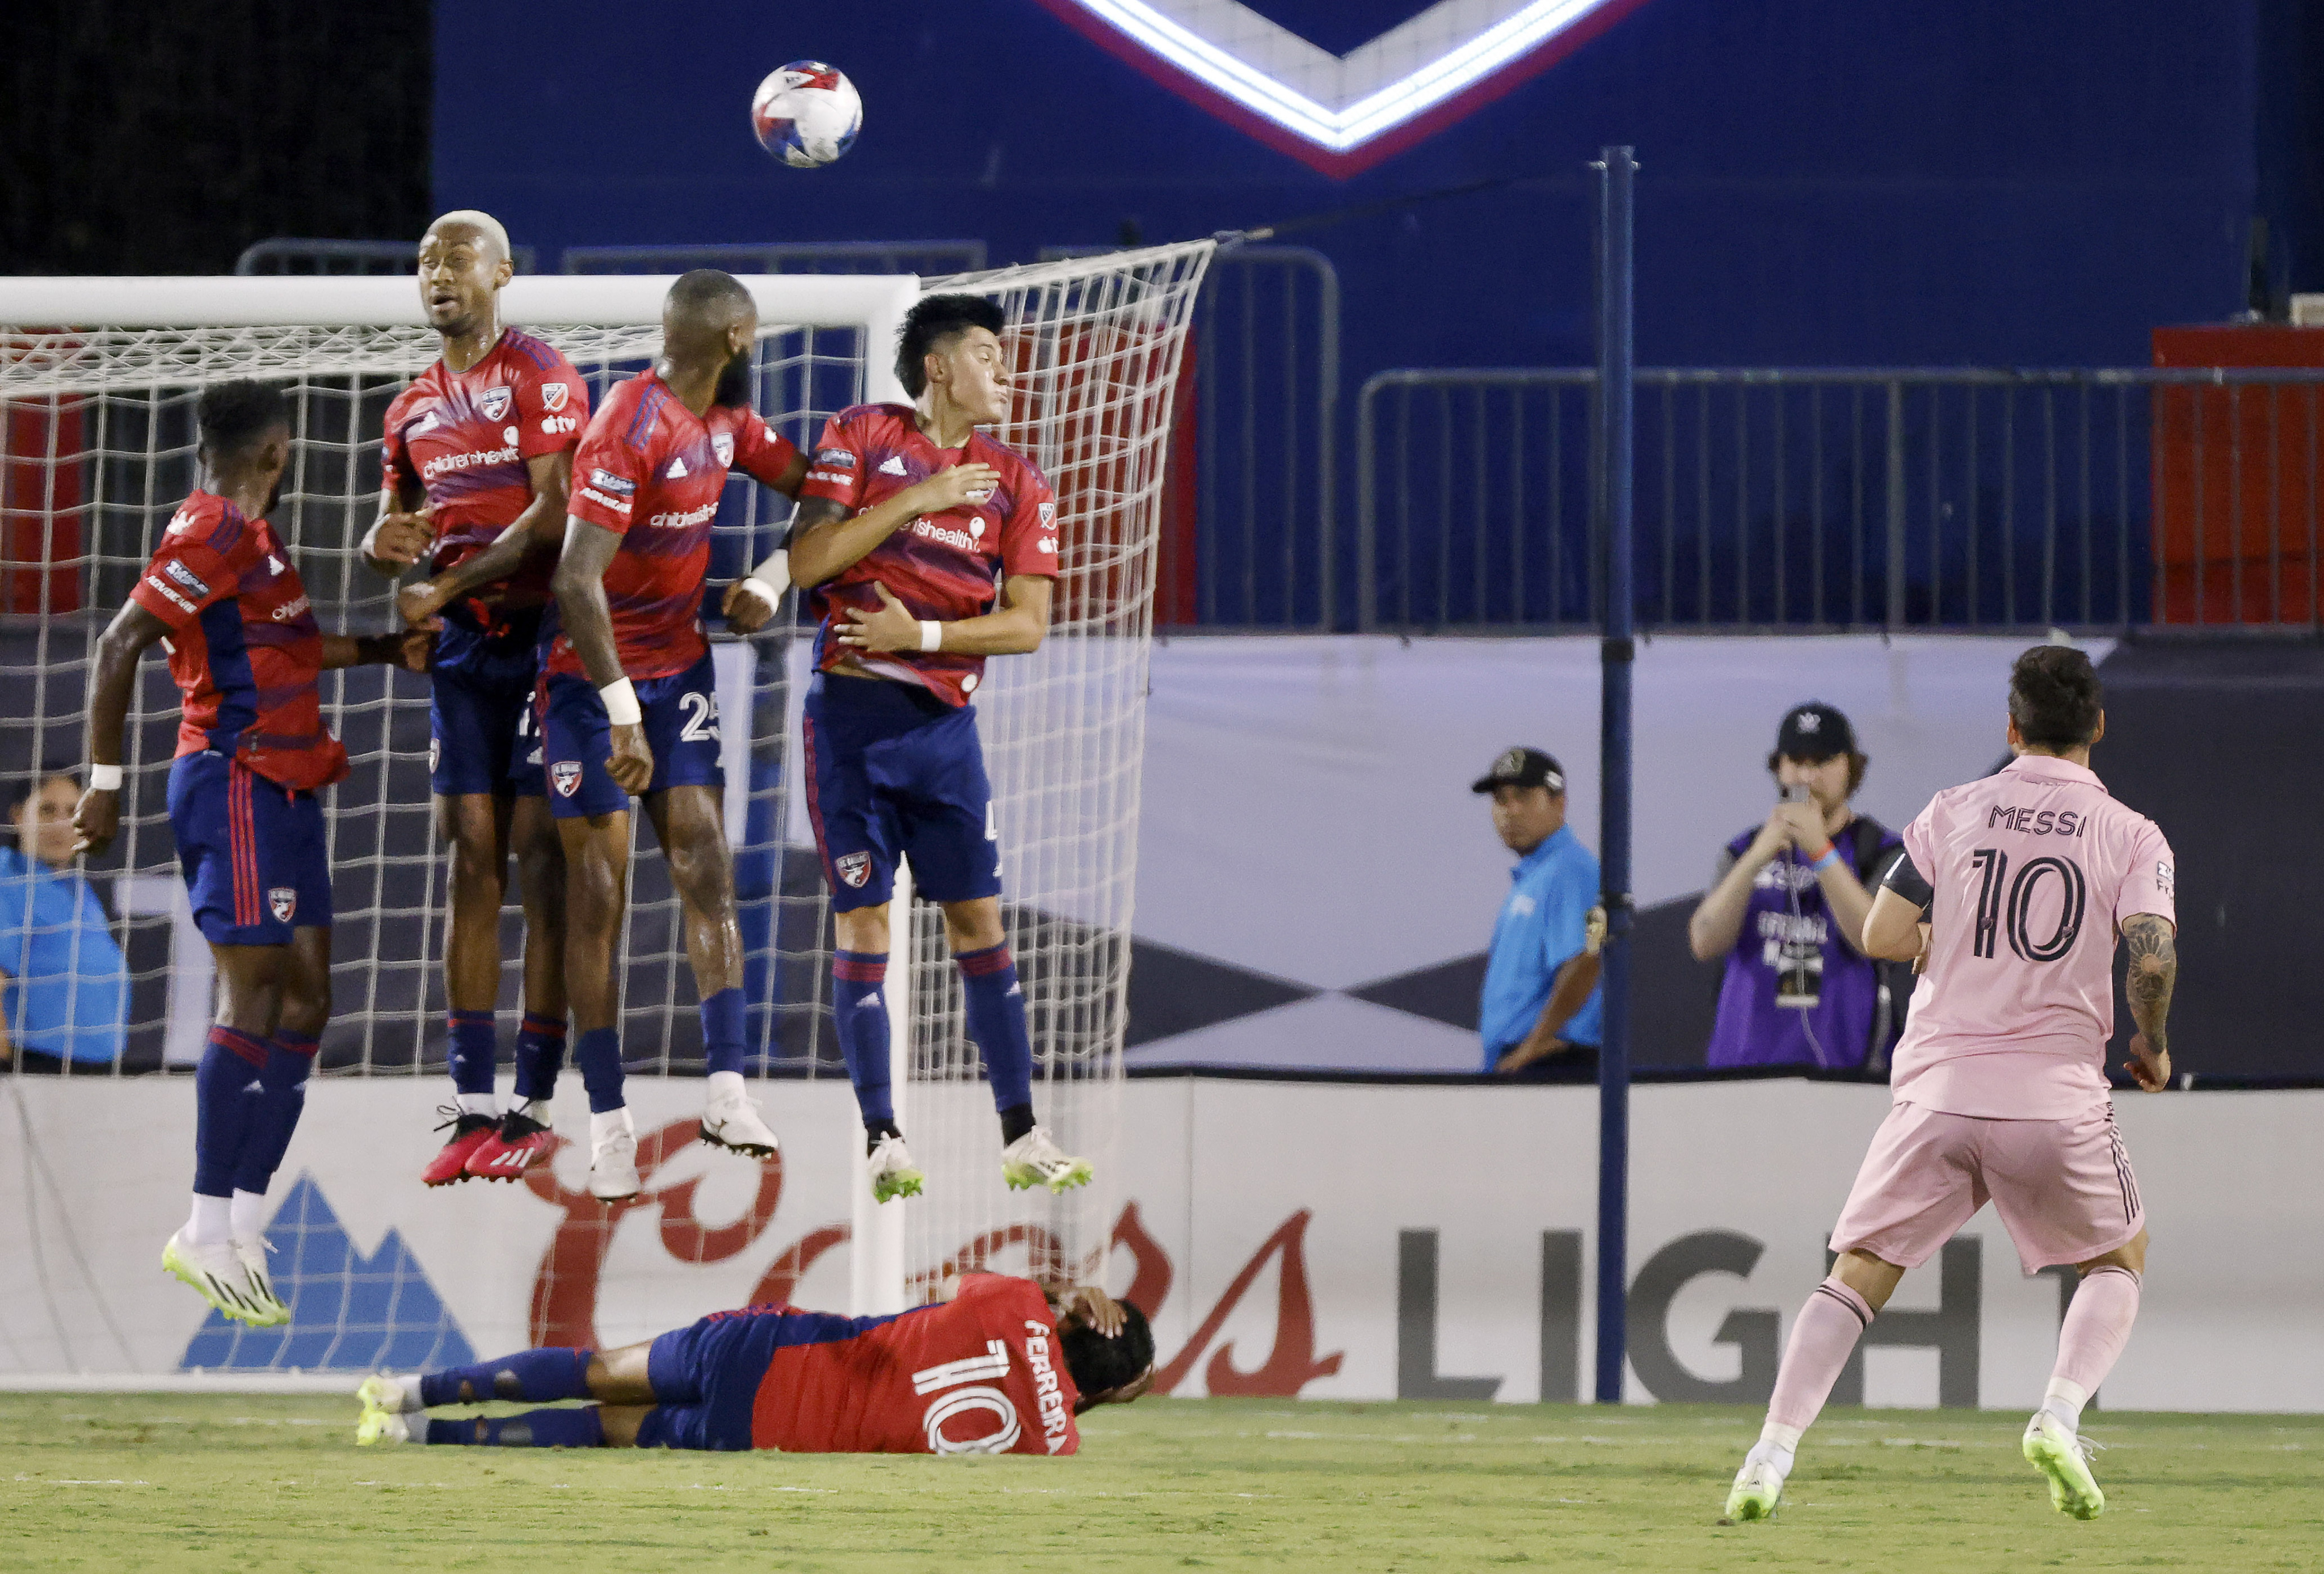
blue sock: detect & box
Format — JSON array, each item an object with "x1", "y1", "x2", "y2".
[
  {"x1": 956, "y1": 944, "x2": 1034, "y2": 1118},
  {"x1": 513, "y1": 1013, "x2": 566, "y2": 1104},
  {"x1": 420, "y1": 1347, "x2": 592, "y2": 1408},
  {"x1": 231, "y1": 1030, "x2": 315, "y2": 1195},
  {"x1": 698, "y1": 987, "x2": 744, "y2": 1077},
  {"x1": 574, "y1": 1027, "x2": 624, "y2": 1113},
  {"x1": 193, "y1": 1026, "x2": 268, "y2": 1197},
  {"x1": 448, "y1": 1011, "x2": 497, "y2": 1097},
  {"x1": 425, "y1": 1407, "x2": 604, "y2": 1448},
  {"x1": 832, "y1": 951, "x2": 892, "y2": 1127}
]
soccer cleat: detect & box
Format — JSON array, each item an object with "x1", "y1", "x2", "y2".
[
  {"x1": 588, "y1": 1113, "x2": 641, "y2": 1202},
  {"x1": 356, "y1": 1373, "x2": 422, "y2": 1416},
  {"x1": 1001, "y1": 1126, "x2": 1093, "y2": 1194},
  {"x1": 233, "y1": 1238, "x2": 291, "y2": 1327},
  {"x1": 1721, "y1": 1442, "x2": 1789, "y2": 1522},
  {"x1": 2023, "y1": 1411, "x2": 2106, "y2": 1520},
  {"x1": 868, "y1": 1131, "x2": 925, "y2": 1203},
  {"x1": 466, "y1": 1109, "x2": 555, "y2": 1181},
  {"x1": 700, "y1": 1083, "x2": 779, "y2": 1158},
  {"x1": 355, "y1": 1402, "x2": 413, "y2": 1447},
  {"x1": 423, "y1": 1106, "x2": 498, "y2": 1186},
  {"x1": 162, "y1": 1230, "x2": 265, "y2": 1325}
]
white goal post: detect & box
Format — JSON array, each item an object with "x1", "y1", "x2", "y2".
[{"x1": 0, "y1": 242, "x2": 1210, "y2": 1379}]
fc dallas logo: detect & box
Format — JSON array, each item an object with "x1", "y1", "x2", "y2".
[
  {"x1": 551, "y1": 760, "x2": 582, "y2": 797},
  {"x1": 836, "y1": 851, "x2": 872, "y2": 889},
  {"x1": 1032, "y1": 0, "x2": 1652, "y2": 176},
  {"x1": 268, "y1": 887, "x2": 297, "y2": 923},
  {"x1": 479, "y1": 386, "x2": 512, "y2": 421}
]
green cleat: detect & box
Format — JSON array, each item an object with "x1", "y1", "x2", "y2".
[
  {"x1": 355, "y1": 1374, "x2": 417, "y2": 1446},
  {"x1": 1001, "y1": 1127, "x2": 1092, "y2": 1194},
  {"x1": 162, "y1": 1230, "x2": 266, "y2": 1325},
  {"x1": 1721, "y1": 1444, "x2": 1787, "y2": 1523},
  {"x1": 2023, "y1": 1412, "x2": 2106, "y2": 1520},
  {"x1": 868, "y1": 1133, "x2": 925, "y2": 1203}
]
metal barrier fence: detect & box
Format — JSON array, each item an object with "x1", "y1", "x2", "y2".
[{"x1": 1357, "y1": 367, "x2": 2324, "y2": 632}]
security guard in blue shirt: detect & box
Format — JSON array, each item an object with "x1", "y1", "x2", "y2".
[
  {"x1": 1474, "y1": 748, "x2": 1605, "y2": 1076},
  {"x1": 0, "y1": 770, "x2": 128, "y2": 1071}
]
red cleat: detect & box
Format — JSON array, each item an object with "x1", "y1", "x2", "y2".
[
  {"x1": 465, "y1": 1109, "x2": 555, "y2": 1181},
  {"x1": 423, "y1": 1108, "x2": 498, "y2": 1186}
]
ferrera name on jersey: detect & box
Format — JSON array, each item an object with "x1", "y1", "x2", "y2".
[{"x1": 1986, "y1": 806, "x2": 2091, "y2": 836}]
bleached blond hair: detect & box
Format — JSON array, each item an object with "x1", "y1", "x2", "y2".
[{"x1": 423, "y1": 209, "x2": 513, "y2": 266}]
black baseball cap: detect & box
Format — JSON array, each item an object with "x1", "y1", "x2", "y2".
[
  {"x1": 1775, "y1": 701, "x2": 1856, "y2": 759},
  {"x1": 1471, "y1": 746, "x2": 1565, "y2": 794}
]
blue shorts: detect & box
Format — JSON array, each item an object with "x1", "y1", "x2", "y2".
[
  {"x1": 802, "y1": 673, "x2": 1000, "y2": 913},
  {"x1": 639, "y1": 1304, "x2": 898, "y2": 1452},
  {"x1": 168, "y1": 752, "x2": 332, "y2": 946},
  {"x1": 430, "y1": 661, "x2": 546, "y2": 799},
  {"x1": 539, "y1": 649, "x2": 723, "y2": 819}
]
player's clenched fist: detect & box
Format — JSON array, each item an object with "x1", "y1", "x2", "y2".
[
  {"x1": 364, "y1": 502, "x2": 435, "y2": 570},
  {"x1": 606, "y1": 722, "x2": 654, "y2": 794},
  {"x1": 70, "y1": 784, "x2": 119, "y2": 857},
  {"x1": 906, "y1": 461, "x2": 999, "y2": 513},
  {"x1": 721, "y1": 578, "x2": 778, "y2": 635}
]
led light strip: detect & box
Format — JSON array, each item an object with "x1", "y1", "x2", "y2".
[{"x1": 1064, "y1": 0, "x2": 1621, "y2": 150}]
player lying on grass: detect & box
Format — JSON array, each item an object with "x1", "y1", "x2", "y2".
[
  {"x1": 363, "y1": 209, "x2": 588, "y2": 1188},
  {"x1": 724, "y1": 293, "x2": 1084, "y2": 1205},
  {"x1": 1724, "y1": 646, "x2": 2176, "y2": 1526},
  {"x1": 74, "y1": 380, "x2": 430, "y2": 1327},
  {"x1": 356, "y1": 1273, "x2": 1153, "y2": 1455}
]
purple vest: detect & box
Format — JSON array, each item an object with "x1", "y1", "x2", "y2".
[{"x1": 1702, "y1": 817, "x2": 1901, "y2": 1071}]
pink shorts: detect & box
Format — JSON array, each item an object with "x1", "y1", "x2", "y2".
[{"x1": 1828, "y1": 1099, "x2": 2144, "y2": 1275}]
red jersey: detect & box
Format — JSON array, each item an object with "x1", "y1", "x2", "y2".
[
  {"x1": 380, "y1": 328, "x2": 588, "y2": 648},
  {"x1": 558, "y1": 372, "x2": 800, "y2": 680},
  {"x1": 797, "y1": 403, "x2": 1058, "y2": 706},
  {"x1": 750, "y1": 1275, "x2": 1081, "y2": 1455},
  {"x1": 128, "y1": 491, "x2": 348, "y2": 792}
]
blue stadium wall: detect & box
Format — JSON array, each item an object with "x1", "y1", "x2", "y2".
[{"x1": 437, "y1": 0, "x2": 2271, "y2": 371}]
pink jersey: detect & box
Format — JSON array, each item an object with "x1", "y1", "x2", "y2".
[
  {"x1": 796, "y1": 403, "x2": 1058, "y2": 707},
  {"x1": 380, "y1": 329, "x2": 588, "y2": 621},
  {"x1": 1889, "y1": 754, "x2": 2176, "y2": 1119},
  {"x1": 557, "y1": 372, "x2": 800, "y2": 680}
]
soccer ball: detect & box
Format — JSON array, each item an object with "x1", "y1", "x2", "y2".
[{"x1": 751, "y1": 61, "x2": 862, "y2": 169}]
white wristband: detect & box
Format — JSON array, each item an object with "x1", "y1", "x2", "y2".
[
  {"x1": 919, "y1": 620, "x2": 943, "y2": 653},
  {"x1": 743, "y1": 549, "x2": 791, "y2": 600},
  {"x1": 599, "y1": 677, "x2": 642, "y2": 726},
  {"x1": 87, "y1": 763, "x2": 123, "y2": 792}
]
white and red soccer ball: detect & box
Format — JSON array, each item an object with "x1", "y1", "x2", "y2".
[{"x1": 751, "y1": 61, "x2": 861, "y2": 169}]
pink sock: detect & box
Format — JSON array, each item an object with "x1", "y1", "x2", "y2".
[
  {"x1": 2051, "y1": 1265, "x2": 2141, "y2": 1400},
  {"x1": 1767, "y1": 1277, "x2": 1874, "y2": 1432}
]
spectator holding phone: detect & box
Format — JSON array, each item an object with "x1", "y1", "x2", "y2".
[{"x1": 1686, "y1": 704, "x2": 1905, "y2": 1071}]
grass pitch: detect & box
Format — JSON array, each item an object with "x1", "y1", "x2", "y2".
[{"x1": 2, "y1": 1394, "x2": 2317, "y2": 1573}]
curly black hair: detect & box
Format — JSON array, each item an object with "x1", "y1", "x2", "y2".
[
  {"x1": 196, "y1": 379, "x2": 289, "y2": 464},
  {"x1": 1062, "y1": 1301, "x2": 1153, "y2": 1404},
  {"x1": 895, "y1": 292, "x2": 1005, "y2": 398}
]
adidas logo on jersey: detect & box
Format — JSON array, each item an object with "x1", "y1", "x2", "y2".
[
  {"x1": 878, "y1": 454, "x2": 908, "y2": 477},
  {"x1": 666, "y1": 456, "x2": 689, "y2": 478},
  {"x1": 267, "y1": 555, "x2": 285, "y2": 575}
]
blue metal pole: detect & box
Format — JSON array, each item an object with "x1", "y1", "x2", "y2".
[{"x1": 1593, "y1": 145, "x2": 1637, "y2": 1407}]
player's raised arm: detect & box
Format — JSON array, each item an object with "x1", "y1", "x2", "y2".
[
  {"x1": 397, "y1": 450, "x2": 574, "y2": 628},
  {"x1": 549, "y1": 518, "x2": 652, "y2": 793},
  {"x1": 2120, "y1": 912, "x2": 2176, "y2": 1091},
  {"x1": 319, "y1": 628, "x2": 435, "y2": 674},
  {"x1": 784, "y1": 465, "x2": 1000, "y2": 591},
  {"x1": 71, "y1": 600, "x2": 172, "y2": 856}
]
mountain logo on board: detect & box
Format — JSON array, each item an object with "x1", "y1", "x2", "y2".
[{"x1": 179, "y1": 1175, "x2": 476, "y2": 1372}]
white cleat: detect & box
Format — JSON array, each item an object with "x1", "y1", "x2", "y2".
[
  {"x1": 1001, "y1": 1126, "x2": 1093, "y2": 1194},
  {"x1": 233, "y1": 1238, "x2": 291, "y2": 1327},
  {"x1": 588, "y1": 1109, "x2": 642, "y2": 1202},
  {"x1": 700, "y1": 1083, "x2": 780, "y2": 1158},
  {"x1": 2023, "y1": 1410, "x2": 2106, "y2": 1520},
  {"x1": 868, "y1": 1132, "x2": 925, "y2": 1203},
  {"x1": 162, "y1": 1230, "x2": 267, "y2": 1325},
  {"x1": 356, "y1": 1405, "x2": 413, "y2": 1446},
  {"x1": 356, "y1": 1373, "x2": 422, "y2": 1416},
  {"x1": 1721, "y1": 1441, "x2": 1790, "y2": 1523}
]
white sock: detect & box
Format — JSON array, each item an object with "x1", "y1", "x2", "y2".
[
  {"x1": 2041, "y1": 1377, "x2": 2090, "y2": 1433},
  {"x1": 186, "y1": 1193, "x2": 232, "y2": 1246},
  {"x1": 706, "y1": 1070, "x2": 746, "y2": 1101},
  {"x1": 390, "y1": 1374, "x2": 424, "y2": 1413},
  {"x1": 456, "y1": 1092, "x2": 499, "y2": 1118},
  {"x1": 589, "y1": 1106, "x2": 634, "y2": 1146},
  {"x1": 229, "y1": 1189, "x2": 266, "y2": 1244},
  {"x1": 508, "y1": 1097, "x2": 542, "y2": 1121},
  {"x1": 1754, "y1": 1420, "x2": 1801, "y2": 1474}
]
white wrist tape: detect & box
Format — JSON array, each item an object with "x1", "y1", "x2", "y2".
[
  {"x1": 599, "y1": 677, "x2": 642, "y2": 726},
  {"x1": 919, "y1": 620, "x2": 943, "y2": 653},
  {"x1": 743, "y1": 549, "x2": 790, "y2": 600},
  {"x1": 87, "y1": 764, "x2": 123, "y2": 792}
]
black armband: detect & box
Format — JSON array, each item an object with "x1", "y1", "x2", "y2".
[{"x1": 1881, "y1": 849, "x2": 1933, "y2": 911}]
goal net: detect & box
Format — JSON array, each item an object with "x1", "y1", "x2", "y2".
[{"x1": 0, "y1": 242, "x2": 1209, "y2": 1379}]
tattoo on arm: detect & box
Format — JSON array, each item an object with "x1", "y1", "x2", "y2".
[{"x1": 2120, "y1": 913, "x2": 2176, "y2": 1050}]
